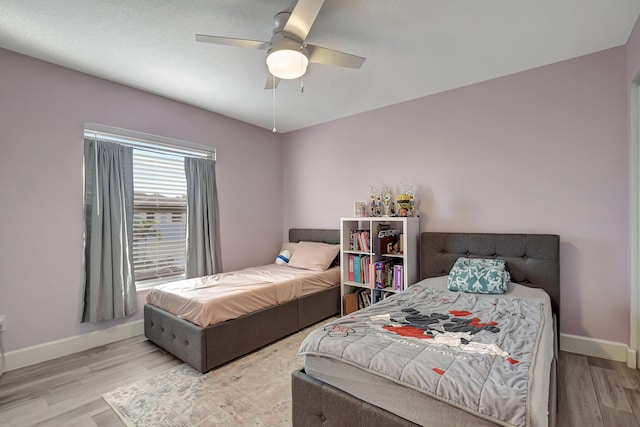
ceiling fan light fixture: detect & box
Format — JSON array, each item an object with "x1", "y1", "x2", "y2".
[{"x1": 266, "y1": 47, "x2": 309, "y2": 80}]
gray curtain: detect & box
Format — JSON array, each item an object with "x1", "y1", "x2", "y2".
[
  {"x1": 83, "y1": 139, "x2": 137, "y2": 323},
  {"x1": 185, "y1": 157, "x2": 222, "y2": 278}
]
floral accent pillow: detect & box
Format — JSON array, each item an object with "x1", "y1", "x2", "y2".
[{"x1": 447, "y1": 257, "x2": 511, "y2": 294}]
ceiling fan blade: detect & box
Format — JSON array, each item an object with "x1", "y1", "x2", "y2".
[
  {"x1": 264, "y1": 74, "x2": 281, "y2": 90},
  {"x1": 195, "y1": 34, "x2": 269, "y2": 50},
  {"x1": 307, "y1": 45, "x2": 366, "y2": 69},
  {"x1": 283, "y1": 0, "x2": 325, "y2": 41}
]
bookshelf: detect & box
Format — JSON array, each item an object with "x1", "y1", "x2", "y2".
[{"x1": 340, "y1": 216, "x2": 419, "y2": 315}]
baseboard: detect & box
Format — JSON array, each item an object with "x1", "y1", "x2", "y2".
[
  {"x1": 628, "y1": 348, "x2": 638, "y2": 369},
  {"x1": 560, "y1": 332, "x2": 635, "y2": 367},
  {"x1": 3, "y1": 320, "x2": 144, "y2": 372}
]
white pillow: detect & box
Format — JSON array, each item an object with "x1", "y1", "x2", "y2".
[
  {"x1": 287, "y1": 241, "x2": 340, "y2": 272},
  {"x1": 280, "y1": 242, "x2": 299, "y2": 254},
  {"x1": 274, "y1": 242, "x2": 298, "y2": 265},
  {"x1": 275, "y1": 249, "x2": 292, "y2": 265}
]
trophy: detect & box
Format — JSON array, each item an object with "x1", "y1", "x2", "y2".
[
  {"x1": 382, "y1": 187, "x2": 392, "y2": 217},
  {"x1": 369, "y1": 186, "x2": 380, "y2": 217}
]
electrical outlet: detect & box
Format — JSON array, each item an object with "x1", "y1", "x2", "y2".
[{"x1": 0, "y1": 315, "x2": 5, "y2": 332}]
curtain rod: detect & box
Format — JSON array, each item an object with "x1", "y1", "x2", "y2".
[
  {"x1": 84, "y1": 123, "x2": 216, "y2": 161},
  {"x1": 84, "y1": 130, "x2": 215, "y2": 161}
]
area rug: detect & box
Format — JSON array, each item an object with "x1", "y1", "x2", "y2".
[{"x1": 102, "y1": 320, "x2": 333, "y2": 426}]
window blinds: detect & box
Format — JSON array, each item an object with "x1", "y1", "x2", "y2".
[{"x1": 84, "y1": 127, "x2": 213, "y2": 286}]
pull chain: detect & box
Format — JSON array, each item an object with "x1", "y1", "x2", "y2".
[{"x1": 272, "y1": 74, "x2": 277, "y2": 133}]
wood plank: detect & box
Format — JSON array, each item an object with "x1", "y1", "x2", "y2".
[
  {"x1": 92, "y1": 408, "x2": 126, "y2": 427},
  {"x1": 625, "y1": 388, "x2": 640, "y2": 424},
  {"x1": 0, "y1": 367, "x2": 90, "y2": 407},
  {"x1": 44, "y1": 376, "x2": 127, "y2": 406},
  {"x1": 0, "y1": 349, "x2": 105, "y2": 389},
  {"x1": 140, "y1": 351, "x2": 178, "y2": 370},
  {"x1": 85, "y1": 340, "x2": 159, "y2": 372},
  {"x1": 556, "y1": 355, "x2": 570, "y2": 427},
  {"x1": 589, "y1": 356, "x2": 621, "y2": 369},
  {"x1": 77, "y1": 349, "x2": 172, "y2": 387},
  {"x1": 590, "y1": 365, "x2": 633, "y2": 412},
  {"x1": 124, "y1": 358, "x2": 182, "y2": 384},
  {"x1": 563, "y1": 352, "x2": 596, "y2": 390},
  {"x1": 59, "y1": 418, "x2": 99, "y2": 427},
  {"x1": 589, "y1": 356, "x2": 640, "y2": 391},
  {"x1": 600, "y1": 405, "x2": 639, "y2": 427},
  {"x1": 561, "y1": 352, "x2": 605, "y2": 426},
  {"x1": 0, "y1": 397, "x2": 48, "y2": 424},
  {"x1": 34, "y1": 397, "x2": 108, "y2": 427},
  {"x1": 613, "y1": 362, "x2": 640, "y2": 391},
  {"x1": 104, "y1": 334, "x2": 148, "y2": 350}
]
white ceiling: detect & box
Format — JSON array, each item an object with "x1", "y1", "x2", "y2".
[{"x1": 1, "y1": 0, "x2": 639, "y2": 133}]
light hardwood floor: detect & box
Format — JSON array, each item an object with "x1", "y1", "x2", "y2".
[
  {"x1": 0, "y1": 337, "x2": 639, "y2": 426},
  {"x1": 0, "y1": 336, "x2": 181, "y2": 426}
]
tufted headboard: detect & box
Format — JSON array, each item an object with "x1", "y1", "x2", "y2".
[
  {"x1": 289, "y1": 228, "x2": 340, "y2": 266},
  {"x1": 421, "y1": 232, "x2": 560, "y2": 320},
  {"x1": 289, "y1": 228, "x2": 340, "y2": 245}
]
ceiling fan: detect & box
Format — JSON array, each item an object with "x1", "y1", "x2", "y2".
[{"x1": 195, "y1": 0, "x2": 366, "y2": 89}]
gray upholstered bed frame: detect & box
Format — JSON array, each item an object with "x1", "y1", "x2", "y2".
[
  {"x1": 144, "y1": 228, "x2": 340, "y2": 373},
  {"x1": 292, "y1": 232, "x2": 560, "y2": 427}
]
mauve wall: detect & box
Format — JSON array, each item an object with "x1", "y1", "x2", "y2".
[
  {"x1": 282, "y1": 46, "x2": 629, "y2": 344},
  {"x1": 0, "y1": 48, "x2": 283, "y2": 352}
]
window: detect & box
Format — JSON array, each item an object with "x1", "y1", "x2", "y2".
[{"x1": 84, "y1": 125, "x2": 214, "y2": 289}]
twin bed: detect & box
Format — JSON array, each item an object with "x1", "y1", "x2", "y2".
[
  {"x1": 144, "y1": 228, "x2": 341, "y2": 373},
  {"x1": 292, "y1": 232, "x2": 560, "y2": 427},
  {"x1": 144, "y1": 229, "x2": 560, "y2": 427}
]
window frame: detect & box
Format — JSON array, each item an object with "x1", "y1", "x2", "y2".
[{"x1": 84, "y1": 123, "x2": 215, "y2": 290}]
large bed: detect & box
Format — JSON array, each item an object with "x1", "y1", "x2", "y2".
[
  {"x1": 144, "y1": 228, "x2": 341, "y2": 373},
  {"x1": 292, "y1": 232, "x2": 560, "y2": 427}
]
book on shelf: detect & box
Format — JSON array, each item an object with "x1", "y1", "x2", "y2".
[
  {"x1": 374, "y1": 261, "x2": 389, "y2": 289},
  {"x1": 359, "y1": 230, "x2": 370, "y2": 252},
  {"x1": 393, "y1": 264, "x2": 404, "y2": 291},
  {"x1": 389, "y1": 263, "x2": 395, "y2": 289},
  {"x1": 348, "y1": 254, "x2": 375, "y2": 285},
  {"x1": 353, "y1": 255, "x2": 362, "y2": 283},
  {"x1": 368, "y1": 261, "x2": 375, "y2": 288},
  {"x1": 348, "y1": 255, "x2": 355, "y2": 282},
  {"x1": 357, "y1": 289, "x2": 372, "y2": 309},
  {"x1": 371, "y1": 289, "x2": 383, "y2": 304},
  {"x1": 362, "y1": 256, "x2": 371, "y2": 284},
  {"x1": 381, "y1": 290, "x2": 394, "y2": 300},
  {"x1": 373, "y1": 260, "x2": 404, "y2": 290},
  {"x1": 350, "y1": 229, "x2": 371, "y2": 252},
  {"x1": 349, "y1": 286, "x2": 397, "y2": 312}
]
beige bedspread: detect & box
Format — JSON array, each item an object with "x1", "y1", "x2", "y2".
[{"x1": 146, "y1": 264, "x2": 339, "y2": 327}]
